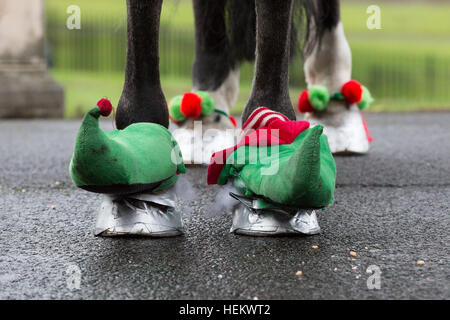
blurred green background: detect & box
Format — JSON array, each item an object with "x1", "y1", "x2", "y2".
[{"x1": 45, "y1": 0, "x2": 450, "y2": 118}]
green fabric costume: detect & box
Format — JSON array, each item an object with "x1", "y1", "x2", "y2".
[
  {"x1": 208, "y1": 109, "x2": 336, "y2": 208},
  {"x1": 69, "y1": 106, "x2": 185, "y2": 194}
]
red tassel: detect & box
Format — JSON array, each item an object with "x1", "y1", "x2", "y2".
[
  {"x1": 180, "y1": 92, "x2": 202, "y2": 118},
  {"x1": 229, "y1": 116, "x2": 237, "y2": 128},
  {"x1": 297, "y1": 90, "x2": 314, "y2": 113},
  {"x1": 361, "y1": 113, "x2": 374, "y2": 143},
  {"x1": 341, "y1": 80, "x2": 363, "y2": 105}
]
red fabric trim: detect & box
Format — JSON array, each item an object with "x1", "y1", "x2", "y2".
[
  {"x1": 241, "y1": 107, "x2": 270, "y2": 130},
  {"x1": 252, "y1": 111, "x2": 287, "y2": 129},
  {"x1": 207, "y1": 119, "x2": 310, "y2": 185},
  {"x1": 240, "y1": 107, "x2": 290, "y2": 140}
]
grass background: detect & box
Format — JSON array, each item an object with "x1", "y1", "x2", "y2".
[{"x1": 45, "y1": 0, "x2": 450, "y2": 117}]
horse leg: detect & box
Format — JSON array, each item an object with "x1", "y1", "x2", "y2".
[
  {"x1": 208, "y1": 0, "x2": 337, "y2": 235},
  {"x1": 173, "y1": 0, "x2": 257, "y2": 164},
  {"x1": 304, "y1": 0, "x2": 350, "y2": 92},
  {"x1": 116, "y1": 0, "x2": 168, "y2": 130},
  {"x1": 303, "y1": 0, "x2": 371, "y2": 154},
  {"x1": 242, "y1": 0, "x2": 296, "y2": 123},
  {"x1": 191, "y1": 0, "x2": 239, "y2": 130}
]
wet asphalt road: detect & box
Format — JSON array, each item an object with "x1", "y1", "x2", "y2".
[{"x1": 0, "y1": 113, "x2": 449, "y2": 299}]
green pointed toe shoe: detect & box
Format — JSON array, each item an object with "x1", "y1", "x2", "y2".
[
  {"x1": 69, "y1": 99, "x2": 186, "y2": 195},
  {"x1": 208, "y1": 107, "x2": 336, "y2": 209}
]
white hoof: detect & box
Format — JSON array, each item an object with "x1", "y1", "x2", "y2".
[
  {"x1": 94, "y1": 188, "x2": 183, "y2": 237},
  {"x1": 305, "y1": 103, "x2": 371, "y2": 155}
]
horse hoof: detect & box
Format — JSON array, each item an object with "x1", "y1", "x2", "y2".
[
  {"x1": 305, "y1": 103, "x2": 372, "y2": 155},
  {"x1": 94, "y1": 188, "x2": 183, "y2": 237}
]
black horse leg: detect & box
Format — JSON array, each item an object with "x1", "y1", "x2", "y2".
[
  {"x1": 116, "y1": 0, "x2": 168, "y2": 130},
  {"x1": 191, "y1": 0, "x2": 239, "y2": 126},
  {"x1": 242, "y1": 0, "x2": 296, "y2": 122},
  {"x1": 193, "y1": 0, "x2": 235, "y2": 94}
]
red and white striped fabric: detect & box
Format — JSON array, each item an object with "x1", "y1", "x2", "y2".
[{"x1": 239, "y1": 107, "x2": 289, "y2": 140}]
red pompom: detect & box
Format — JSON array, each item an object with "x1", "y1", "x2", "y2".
[
  {"x1": 97, "y1": 98, "x2": 113, "y2": 117},
  {"x1": 229, "y1": 116, "x2": 237, "y2": 128},
  {"x1": 341, "y1": 80, "x2": 363, "y2": 104},
  {"x1": 297, "y1": 90, "x2": 314, "y2": 113},
  {"x1": 180, "y1": 92, "x2": 202, "y2": 118}
]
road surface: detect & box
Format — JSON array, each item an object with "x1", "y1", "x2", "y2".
[{"x1": 0, "y1": 113, "x2": 449, "y2": 299}]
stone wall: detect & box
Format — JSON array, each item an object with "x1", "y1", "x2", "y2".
[{"x1": 0, "y1": 0, "x2": 64, "y2": 118}]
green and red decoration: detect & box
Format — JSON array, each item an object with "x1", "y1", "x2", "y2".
[
  {"x1": 297, "y1": 80, "x2": 374, "y2": 113},
  {"x1": 69, "y1": 98, "x2": 186, "y2": 195},
  {"x1": 169, "y1": 91, "x2": 237, "y2": 127},
  {"x1": 207, "y1": 107, "x2": 337, "y2": 208}
]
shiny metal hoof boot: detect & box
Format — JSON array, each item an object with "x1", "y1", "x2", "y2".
[
  {"x1": 94, "y1": 188, "x2": 183, "y2": 237},
  {"x1": 172, "y1": 127, "x2": 235, "y2": 165},
  {"x1": 229, "y1": 193, "x2": 321, "y2": 236},
  {"x1": 305, "y1": 103, "x2": 370, "y2": 155}
]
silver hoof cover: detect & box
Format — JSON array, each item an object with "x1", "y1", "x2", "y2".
[
  {"x1": 94, "y1": 188, "x2": 183, "y2": 237},
  {"x1": 229, "y1": 193, "x2": 321, "y2": 236}
]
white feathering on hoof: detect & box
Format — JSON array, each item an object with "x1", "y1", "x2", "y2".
[
  {"x1": 174, "y1": 175, "x2": 196, "y2": 202},
  {"x1": 204, "y1": 182, "x2": 240, "y2": 218},
  {"x1": 195, "y1": 68, "x2": 240, "y2": 116},
  {"x1": 173, "y1": 70, "x2": 240, "y2": 165},
  {"x1": 304, "y1": 22, "x2": 352, "y2": 93}
]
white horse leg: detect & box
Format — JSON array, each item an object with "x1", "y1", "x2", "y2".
[
  {"x1": 172, "y1": 0, "x2": 251, "y2": 164},
  {"x1": 303, "y1": 2, "x2": 371, "y2": 154}
]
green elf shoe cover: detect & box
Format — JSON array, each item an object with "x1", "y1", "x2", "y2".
[
  {"x1": 69, "y1": 99, "x2": 186, "y2": 194},
  {"x1": 207, "y1": 107, "x2": 336, "y2": 208}
]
